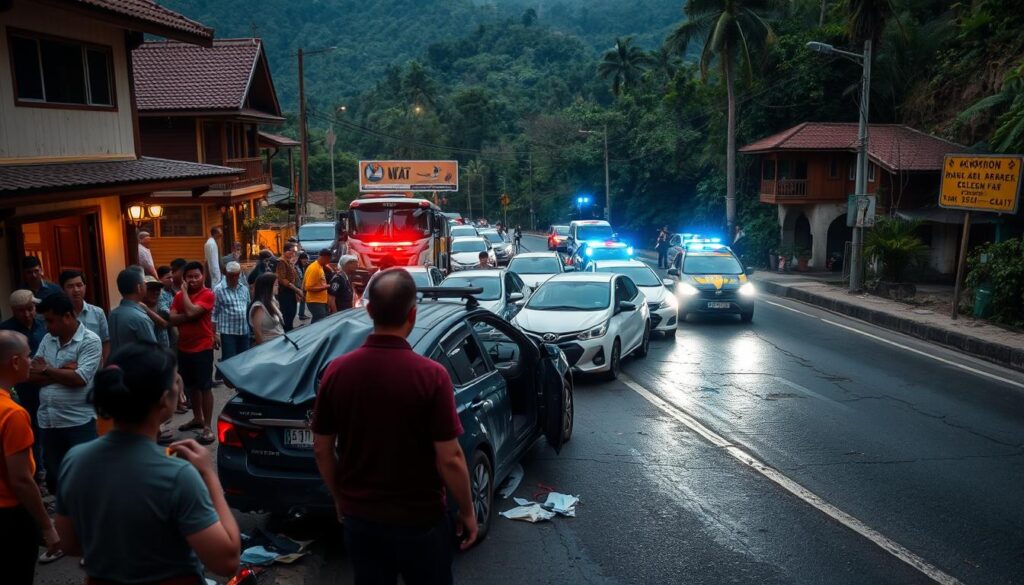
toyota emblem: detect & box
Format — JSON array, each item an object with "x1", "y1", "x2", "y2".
[{"x1": 542, "y1": 333, "x2": 558, "y2": 342}]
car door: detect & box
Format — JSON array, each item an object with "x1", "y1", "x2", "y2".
[
  {"x1": 621, "y1": 276, "x2": 645, "y2": 350},
  {"x1": 438, "y1": 324, "x2": 512, "y2": 466},
  {"x1": 611, "y1": 276, "x2": 639, "y2": 350},
  {"x1": 429, "y1": 267, "x2": 444, "y2": 286}
]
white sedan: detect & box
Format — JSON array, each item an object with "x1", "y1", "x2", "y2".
[
  {"x1": 507, "y1": 252, "x2": 573, "y2": 290},
  {"x1": 513, "y1": 273, "x2": 650, "y2": 379},
  {"x1": 450, "y1": 236, "x2": 496, "y2": 271},
  {"x1": 585, "y1": 259, "x2": 678, "y2": 338},
  {"x1": 439, "y1": 269, "x2": 530, "y2": 321}
]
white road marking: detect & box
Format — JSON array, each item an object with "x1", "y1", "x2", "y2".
[
  {"x1": 761, "y1": 299, "x2": 1024, "y2": 390},
  {"x1": 619, "y1": 373, "x2": 964, "y2": 585}
]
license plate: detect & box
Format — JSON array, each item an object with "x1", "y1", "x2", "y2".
[
  {"x1": 707, "y1": 301, "x2": 731, "y2": 309},
  {"x1": 285, "y1": 429, "x2": 313, "y2": 449}
]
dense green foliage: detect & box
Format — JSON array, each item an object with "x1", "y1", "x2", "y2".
[
  {"x1": 164, "y1": 0, "x2": 1023, "y2": 262},
  {"x1": 863, "y1": 218, "x2": 928, "y2": 282},
  {"x1": 965, "y1": 238, "x2": 1024, "y2": 326}
]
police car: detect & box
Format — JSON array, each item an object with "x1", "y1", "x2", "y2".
[
  {"x1": 568, "y1": 239, "x2": 635, "y2": 271},
  {"x1": 565, "y1": 220, "x2": 616, "y2": 257},
  {"x1": 667, "y1": 241, "x2": 756, "y2": 322}
]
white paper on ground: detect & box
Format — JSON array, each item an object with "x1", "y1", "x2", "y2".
[
  {"x1": 542, "y1": 492, "x2": 580, "y2": 517},
  {"x1": 499, "y1": 503, "x2": 556, "y2": 523},
  {"x1": 498, "y1": 464, "x2": 525, "y2": 499}
]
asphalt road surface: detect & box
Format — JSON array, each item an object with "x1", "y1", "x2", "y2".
[{"x1": 36, "y1": 233, "x2": 1024, "y2": 584}]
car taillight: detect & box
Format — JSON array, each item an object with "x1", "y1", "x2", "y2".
[{"x1": 217, "y1": 415, "x2": 260, "y2": 448}]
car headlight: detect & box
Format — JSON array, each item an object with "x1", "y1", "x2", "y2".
[
  {"x1": 677, "y1": 282, "x2": 699, "y2": 296},
  {"x1": 657, "y1": 296, "x2": 677, "y2": 310},
  {"x1": 738, "y1": 282, "x2": 757, "y2": 297},
  {"x1": 577, "y1": 322, "x2": 608, "y2": 340}
]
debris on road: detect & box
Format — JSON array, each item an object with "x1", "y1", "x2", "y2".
[
  {"x1": 500, "y1": 491, "x2": 580, "y2": 523},
  {"x1": 239, "y1": 527, "x2": 313, "y2": 565},
  {"x1": 542, "y1": 492, "x2": 580, "y2": 517}
]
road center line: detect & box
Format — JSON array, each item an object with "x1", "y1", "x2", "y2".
[
  {"x1": 619, "y1": 372, "x2": 964, "y2": 585},
  {"x1": 762, "y1": 299, "x2": 1024, "y2": 390}
]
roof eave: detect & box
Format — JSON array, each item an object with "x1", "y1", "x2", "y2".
[
  {"x1": 138, "y1": 109, "x2": 286, "y2": 123},
  {"x1": 42, "y1": 0, "x2": 214, "y2": 46}
]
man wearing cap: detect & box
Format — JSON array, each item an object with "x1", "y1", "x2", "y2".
[
  {"x1": 107, "y1": 269, "x2": 157, "y2": 353},
  {"x1": 137, "y1": 231, "x2": 158, "y2": 279},
  {"x1": 303, "y1": 249, "x2": 331, "y2": 323},
  {"x1": 213, "y1": 261, "x2": 251, "y2": 382},
  {"x1": 59, "y1": 270, "x2": 110, "y2": 365},
  {"x1": 0, "y1": 290, "x2": 48, "y2": 479},
  {"x1": 329, "y1": 255, "x2": 358, "y2": 313},
  {"x1": 19, "y1": 257, "x2": 61, "y2": 301}
]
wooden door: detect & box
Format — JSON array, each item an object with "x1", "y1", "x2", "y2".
[{"x1": 16, "y1": 213, "x2": 106, "y2": 309}]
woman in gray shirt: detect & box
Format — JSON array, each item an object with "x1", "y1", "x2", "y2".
[{"x1": 55, "y1": 342, "x2": 240, "y2": 583}]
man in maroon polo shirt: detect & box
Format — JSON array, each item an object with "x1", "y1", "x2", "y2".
[{"x1": 312, "y1": 269, "x2": 477, "y2": 585}]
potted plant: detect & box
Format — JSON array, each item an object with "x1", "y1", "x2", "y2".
[
  {"x1": 796, "y1": 248, "x2": 811, "y2": 272},
  {"x1": 863, "y1": 217, "x2": 928, "y2": 300}
]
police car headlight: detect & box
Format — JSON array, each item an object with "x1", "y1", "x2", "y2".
[
  {"x1": 738, "y1": 282, "x2": 757, "y2": 297},
  {"x1": 677, "y1": 282, "x2": 699, "y2": 297},
  {"x1": 577, "y1": 322, "x2": 608, "y2": 340}
]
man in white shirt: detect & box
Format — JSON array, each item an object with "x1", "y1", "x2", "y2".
[
  {"x1": 137, "y1": 231, "x2": 158, "y2": 279},
  {"x1": 204, "y1": 226, "x2": 223, "y2": 287}
]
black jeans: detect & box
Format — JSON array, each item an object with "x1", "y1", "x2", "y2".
[
  {"x1": 0, "y1": 506, "x2": 39, "y2": 585},
  {"x1": 657, "y1": 246, "x2": 669, "y2": 268},
  {"x1": 278, "y1": 290, "x2": 297, "y2": 332},
  {"x1": 13, "y1": 384, "x2": 42, "y2": 478},
  {"x1": 43, "y1": 421, "x2": 97, "y2": 494},
  {"x1": 343, "y1": 515, "x2": 453, "y2": 585}
]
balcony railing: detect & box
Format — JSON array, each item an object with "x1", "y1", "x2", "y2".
[
  {"x1": 211, "y1": 157, "x2": 270, "y2": 191},
  {"x1": 759, "y1": 179, "x2": 808, "y2": 203}
]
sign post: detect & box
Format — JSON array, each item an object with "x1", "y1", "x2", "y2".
[
  {"x1": 939, "y1": 154, "x2": 1022, "y2": 319},
  {"x1": 500, "y1": 193, "x2": 510, "y2": 226}
]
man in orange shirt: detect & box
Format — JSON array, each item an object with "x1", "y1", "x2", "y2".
[
  {"x1": 303, "y1": 249, "x2": 331, "y2": 323},
  {"x1": 0, "y1": 330, "x2": 60, "y2": 582}
]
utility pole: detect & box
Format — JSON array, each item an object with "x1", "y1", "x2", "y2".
[
  {"x1": 528, "y1": 153, "x2": 535, "y2": 230},
  {"x1": 297, "y1": 48, "x2": 307, "y2": 222},
  {"x1": 580, "y1": 126, "x2": 611, "y2": 222},
  {"x1": 806, "y1": 40, "x2": 872, "y2": 292}
]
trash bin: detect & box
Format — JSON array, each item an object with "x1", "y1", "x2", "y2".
[{"x1": 973, "y1": 283, "x2": 993, "y2": 318}]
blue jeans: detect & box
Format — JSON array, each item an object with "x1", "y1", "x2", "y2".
[
  {"x1": 343, "y1": 515, "x2": 453, "y2": 585},
  {"x1": 43, "y1": 421, "x2": 97, "y2": 494},
  {"x1": 216, "y1": 334, "x2": 251, "y2": 380}
]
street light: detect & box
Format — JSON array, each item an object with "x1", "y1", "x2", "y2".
[
  {"x1": 579, "y1": 126, "x2": 610, "y2": 222},
  {"x1": 806, "y1": 39, "x2": 872, "y2": 293},
  {"x1": 296, "y1": 46, "x2": 337, "y2": 223}
]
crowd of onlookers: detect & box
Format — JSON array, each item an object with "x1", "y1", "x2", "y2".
[{"x1": 0, "y1": 225, "x2": 361, "y2": 583}]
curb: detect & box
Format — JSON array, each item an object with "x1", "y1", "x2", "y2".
[{"x1": 759, "y1": 280, "x2": 1024, "y2": 374}]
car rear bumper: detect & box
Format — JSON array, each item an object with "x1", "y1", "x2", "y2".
[{"x1": 218, "y1": 448, "x2": 333, "y2": 514}]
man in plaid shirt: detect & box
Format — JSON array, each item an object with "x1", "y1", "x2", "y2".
[{"x1": 213, "y1": 262, "x2": 251, "y2": 383}]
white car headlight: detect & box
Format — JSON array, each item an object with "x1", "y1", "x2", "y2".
[
  {"x1": 738, "y1": 282, "x2": 757, "y2": 297},
  {"x1": 657, "y1": 296, "x2": 677, "y2": 310},
  {"x1": 577, "y1": 322, "x2": 608, "y2": 341},
  {"x1": 677, "y1": 282, "x2": 699, "y2": 296}
]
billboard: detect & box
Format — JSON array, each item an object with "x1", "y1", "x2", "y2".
[
  {"x1": 359, "y1": 160, "x2": 459, "y2": 192},
  {"x1": 939, "y1": 155, "x2": 1022, "y2": 214}
]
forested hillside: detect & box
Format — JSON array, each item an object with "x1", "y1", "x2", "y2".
[{"x1": 161, "y1": 0, "x2": 1024, "y2": 261}]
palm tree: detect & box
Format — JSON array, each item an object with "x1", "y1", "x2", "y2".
[
  {"x1": 667, "y1": 0, "x2": 779, "y2": 232},
  {"x1": 958, "y1": 63, "x2": 1024, "y2": 153},
  {"x1": 650, "y1": 44, "x2": 681, "y2": 81},
  {"x1": 598, "y1": 37, "x2": 653, "y2": 96},
  {"x1": 465, "y1": 159, "x2": 486, "y2": 220},
  {"x1": 846, "y1": 0, "x2": 897, "y2": 48}
]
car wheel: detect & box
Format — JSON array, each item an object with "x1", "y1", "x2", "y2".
[
  {"x1": 741, "y1": 309, "x2": 754, "y2": 323},
  {"x1": 636, "y1": 322, "x2": 650, "y2": 358},
  {"x1": 471, "y1": 450, "x2": 494, "y2": 543},
  {"x1": 563, "y1": 376, "x2": 574, "y2": 443},
  {"x1": 603, "y1": 339, "x2": 622, "y2": 381}
]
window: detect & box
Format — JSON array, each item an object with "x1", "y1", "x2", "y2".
[
  {"x1": 848, "y1": 162, "x2": 856, "y2": 181},
  {"x1": 829, "y1": 157, "x2": 839, "y2": 178},
  {"x1": 620, "y1": 277, "x2": 640, "y2": 300},
  {"x1": 762, "y1": 159, "x2": 776, "y2": 180},
  {"x1": 446, "y1": 333, "x2": 491, "y2": 385},
  {"x1": 778, "y1": 159, "x2": 791, "y2": 179},
  {"x1": 868, "y1": 162, "x2": 877, "y2": 182},
  {"x1": 9, "y1": 31, "x2": 115, "y2": 108},
  {"x1": 793, "y1": 160, "x2": 808, "y2": 180},
  {"x1": 614, "y1": 278, "x2": 629, "y2": 304},
  {"x1": 159, "y1": 206, "x2": 204, "y2": 237},
  {"x1": 429, "y1": 348, "x2": 460, "y2": 389},
  {"x1": 471, "y1": 319, "x2": 523, "y2": 372}
]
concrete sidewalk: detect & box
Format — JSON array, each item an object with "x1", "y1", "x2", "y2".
[{"x1": 755, "y1": 271, "x2": 1024, "y2": 373}]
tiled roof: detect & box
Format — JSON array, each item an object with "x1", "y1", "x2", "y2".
[
  {"x1": 307, "y1": 191, "x2": 335, "y2": 208},
  {"x1": 65, "y1": 0, "x2": 212, "y2": 44},
  {"x1": 0, "y1": 157, "x2": 240, "y2": 195},
  {"x1": 258, "y1": 131, "x2": 300, "y2": 148},
  {"x1": 739, "y1": 123, "x2": 965, "y2": 172},
  {"x1": 133, "y1": 39, "x2": 262, "y2": 111}
]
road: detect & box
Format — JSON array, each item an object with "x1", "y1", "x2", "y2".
[{"x1": 36, "y1": 233, "x2": 1024, "y2": 584}]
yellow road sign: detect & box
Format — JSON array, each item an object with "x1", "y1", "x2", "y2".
[{"x1": 939, "y1": 155, "x2": 1022, "y2": 214}]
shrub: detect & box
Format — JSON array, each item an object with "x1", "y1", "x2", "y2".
[
  {"x1": 863, "y1": 218, "x2": 928, "y2": 282},
  {"x1": 965, "y1": 238, "x2": 1024, "y2": 327}
]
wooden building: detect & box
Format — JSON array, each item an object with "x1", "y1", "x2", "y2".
[
  {"x1": 131, "y1": 38, "x2": 291, "y2": 265},
  {"x1": 740, "y1": 123, "x2": 968, "y2": 274},
  {"x1": 0, "y1": 0, "x2": 240, "y2": 313}
]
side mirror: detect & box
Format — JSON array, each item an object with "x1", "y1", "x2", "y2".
[
  {"x1": 508, "y1": 292, "x2": 525, "y2": 303},
  {"x1": 618, "y1": 301, "x2": 637, "y2": 312},
  {"x1": 662, "y1": 278, "x2": 675, "y2": 288},
  {"x1": 745, "y1": 267, "x2": 755, "y2": 276},
  {"x1": 667, "y1": 268, "x2": 680, "y2": 277}
]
